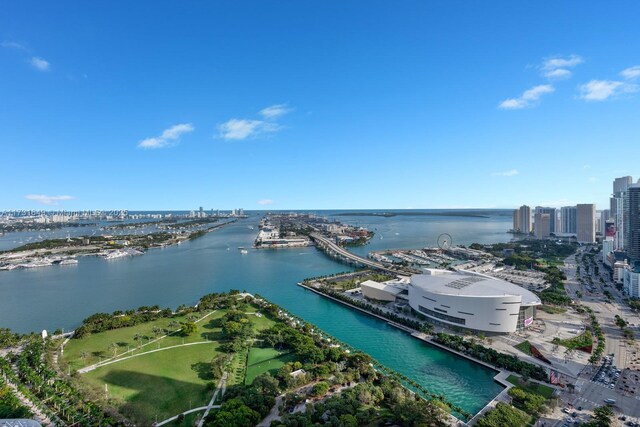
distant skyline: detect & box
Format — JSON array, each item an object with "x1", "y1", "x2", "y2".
[{"x1": 1, "y1": 2, "x2": 639, "y2": 211}]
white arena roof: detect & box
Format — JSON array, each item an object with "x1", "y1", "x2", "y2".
[
  {"x1": 411, "y1": 270, "x2": 541, "y2": 306},
  {"x1": 360, "y1": 280, "x2": 406, "y2": 295}
]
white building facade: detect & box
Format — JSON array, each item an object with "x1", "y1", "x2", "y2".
[
  {"x1": 624, "y1": 269, "x2": 640, "y2": 298},
  {"x1": 408, "y1": 270, "x2": 541, "y2": 334}
]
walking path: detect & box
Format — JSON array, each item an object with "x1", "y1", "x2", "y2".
[
  {"x1": 79, "y1": 341, "x2": 216, "y2": 373},
  {"x1": 154, "y1": 372, "x2": 228, "y2": 427},
  {"x1": 2, "y1": 374, "x2": 58, "y2": 426},
  {"x1": 197, "y1": 372, "x2": 228, "y2": 427},
  {"x1": 77, "y1": 310, "x2": 217, "y2": 373}
]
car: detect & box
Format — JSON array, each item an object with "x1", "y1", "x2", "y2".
[
  {"x1": 562, "y1": 408, "x2": 570, "y2": 414},
  {"x1": 604, "y1": 398, "x2": 616, "y2": 404}
]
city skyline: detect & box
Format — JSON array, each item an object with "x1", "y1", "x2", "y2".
[{"x1": 2, "y1": 2, "x2": 640, "y2": 210}]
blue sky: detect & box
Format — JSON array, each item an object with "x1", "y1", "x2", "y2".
[{"x1": 1, "y1": 1, "x2": 639, "y2": 211}]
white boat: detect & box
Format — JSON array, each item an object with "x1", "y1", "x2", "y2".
[
  {"x1": 59, "y1": 258, "x2": 78, "y2": 265},
  {"x1": 240, "y1": 249, "x2": 248, "y2": 254}
]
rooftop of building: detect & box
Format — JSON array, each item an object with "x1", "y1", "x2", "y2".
[
  {"x1": 360, "y1": 279, "x2": 408, "y2": 295},
  {"x1": 410, "y1": 269, "x2": 541, "y2": 305}
]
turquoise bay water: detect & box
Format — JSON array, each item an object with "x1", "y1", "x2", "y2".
[{"x1": 0, "y1": 210, "x2": 512, "y2": 415}]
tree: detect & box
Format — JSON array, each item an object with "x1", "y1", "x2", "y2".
[
  {"x1": 211, "y1": 354, "x2": 227, "y2": 379},
  {"x1": 108, "y1": 342, "x2": 118, "y2": 357},
  {"x1": 181, "y1": 321, "x2": 197, "y2": 336},
  {"x1": 311, "y1": 382, "x2": 329, "y2": 397},
  {"x1": 252, "y1": 373, "x2": 279, "y2": 396},
  {"x1": 583, "y1": 405, "x2": 614, "y2": 427}
]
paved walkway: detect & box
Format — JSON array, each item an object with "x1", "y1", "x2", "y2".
[
  {"x1": 154, "y1": 372, "x2": 227, "y2": 427},
  {"x1": 79, "y1": 341, "x2": 216, "y2": 373},
  {"x1": 78, "y1": 310, "x2": 217, "y2": 373},
  {"x1": 2, "y1": 372, "x2": 58, "y2": 426},
  {"x1": 197, "y1": 372, "x2": 228, "y2": 427}
]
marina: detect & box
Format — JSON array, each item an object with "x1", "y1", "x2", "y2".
[{"x1": 0, "y1": 211, "x2": 513, "y2": 416}]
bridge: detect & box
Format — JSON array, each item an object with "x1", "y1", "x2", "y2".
[{"x1": 309, "y1": 233, "x2": 416, "y2": 276}]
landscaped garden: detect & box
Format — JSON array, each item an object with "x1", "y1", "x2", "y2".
[{"x1": 61, "y1": 293, "x2": 280, "y2": 424}]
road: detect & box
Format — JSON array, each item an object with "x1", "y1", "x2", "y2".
[{"x1": 310, "y1": 232, "x2": 414, "y2": 275}]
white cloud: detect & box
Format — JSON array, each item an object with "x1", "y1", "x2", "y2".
[
  {"x1": 217, "y1": 119, "x2": 279, "y2": 140},
  {"x1": 579, "y1": 80, "x2": 638, "y2": 101},
  {"x1": 161, "y1": 123, "x2": 194, "y2": 140},
  {"x1": 544, "y1": 68, "x2": 572, "y2": 79},
  {"x1": 217, "y1": 104, "x2": 292, "y2": 140},
  {"x1": 543, "y1": 55, "x2": 584, "y2": 70},
  {"x1": 260, "y1": 104, "x2": 292, "y2": 119},
  {"x1": 491, "y1": 169, "x2": 519, "y2": 177},
  {"x1": 138, "y1": 123, "x2": 194, "y2": 149},
  {"x1": 499, "y1": 84, "x2": 554, "y2": 109},
  {"x1": 541, "y1": 55, "x2": 583, "y2": 79},
  {"x1": 621, "y1": 66, "x2": 640, "y2": 80},
  {"x1": 1, "y1": 41, "x2": 26, "y2": 50},
  {"x1": 25, "y1": 194, "x2": 75, "y2": 205},
  {"x1": 257, "y1": 199, "x2": 275, "y2": 205},
  {"x1": 30, "y1": 56, "x2": 50, "y2": 71}
]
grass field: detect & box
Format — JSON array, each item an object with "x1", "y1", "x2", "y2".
[
  {"x1": 63, "y1": 310, "x2": 225, "y2": 370},
  {"x1": 245, "y1": 347, "x2": 297, "y2": 385},
  {"x1": 84, "y1": 342, "x2": 221, "y2": 423},
  {"x1": 514, "y1": 340, "x2": 533, "y2": 356},
  {"x1": 506, "y1": 375, "x2": 555, "y2": 399},
  {"x1": 68, "y1": 305, "x2": 280, "y2": 423}
]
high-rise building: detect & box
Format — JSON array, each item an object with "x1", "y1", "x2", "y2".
[
  {"x1": 614, "y1": 176, "x2": 633, "y2": 194},
  {"x1": 518, "y1": 205, "x2": 532, "y2": 234},
  {"x1": 612, "y1": 176, "x2": 633, "y2": 250},
  {"x1": 534, "y1": 213, "x2": 551, "y2": 238},
  {"x1": 535, "y1": 207, "x2": 557, "y2": 233},
  {"x1": 624, "y1": 269, "x2": 640, "y2": 298},
  {"x1": 561, "y1": 206, "x2": 577, "y2": 234},
  {"x1": 603, "y1": 238, "x2": 615, "y2": 265},
  {"x1": 512, "y1": 209, "x2": 521, "y2": 233},
  {"x1": 576, "y1": 204, "x2": 596, "y2": 244},
  {"x1": 625, "y1": 182, "x2": 640, "y2": 264},
  {"x1": 600, "y1": 209, "x2": 611, "y2": 236}
]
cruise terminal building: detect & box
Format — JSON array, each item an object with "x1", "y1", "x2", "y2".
[{"x1": 409, "y1": 269, "x2": 541, "y2": 334}]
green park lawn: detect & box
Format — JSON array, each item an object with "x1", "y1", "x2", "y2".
[
  {"x1": 506, "y1": 375, "x2": 555, "y2": 399},
  {"x1": 62, "y1": 310, "x2": 225, "y2": 370},
  {"x1": 245, "y1": 347, "x2": 297, "y2": 385},
  {"x1": 67, "y1": 304, "x2": 280, "y2": 423},
  {"x1": 84, "y1": 342, "x2": 221, "y2": 423},
  {"x1": 514, "y1": 340, "x2": 533, "y2": 356}
]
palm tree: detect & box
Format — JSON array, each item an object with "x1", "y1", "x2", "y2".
[{"x1": 108, "y1": 343, "x2": 118, "y2": 357}]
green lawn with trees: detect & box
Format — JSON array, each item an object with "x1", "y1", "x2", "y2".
[
  {"x1": 244, "y1": 347, "x2": 297, "y2": 385},
  {"x1": 65, "y1": 294, "x2": 279, "y2": 425},
  {"x1": 62, "y1": 310, "x2": 224, "y2": 371},
  {"x1": 83, "y1": 342, "x2": 220, "y2": 422},
  {"x1": 506, "y1": 375, "x2": 555, "y2": 399}
]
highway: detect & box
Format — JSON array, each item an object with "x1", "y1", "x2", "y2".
[{"x1": 309, "y1": 233, "x2": 415, "y2": 275}]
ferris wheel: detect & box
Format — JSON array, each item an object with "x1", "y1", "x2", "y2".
[{"x1": 437, "y1": 233, "x2": 452, "y2": 250}]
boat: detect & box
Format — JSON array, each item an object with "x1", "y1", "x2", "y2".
[{"x1": 240, "y1": 249, "x2": 248, "y2": 254}]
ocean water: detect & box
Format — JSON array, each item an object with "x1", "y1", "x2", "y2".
[{"x1": 0, "y1": 210, "x2": 513, "y2": 414}]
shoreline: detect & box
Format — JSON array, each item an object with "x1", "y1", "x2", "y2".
[
  {"x1": 296, "y1": 281, "x2": 521, "y2": 423},
  {"x1": 0, "y1": 219, "x2": 237, "y2": 271}
]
